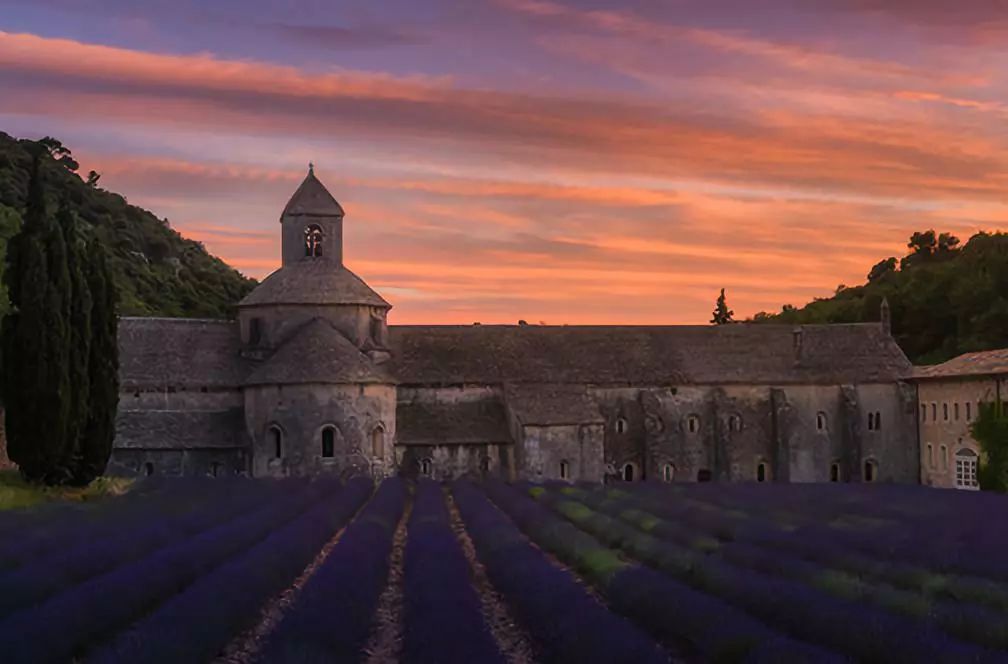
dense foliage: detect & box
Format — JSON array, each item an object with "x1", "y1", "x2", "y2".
[
  {"x1": 1, "y1": 152, "x2": 119, "y2": 485},
  {"x1": 0, "y1": 132, "x2": 255, "y2": 319},
  {"x1": 711, "y1": 288, "x2": 734, "y2": 325},
  {"x1": 972, "y1": 402, "x2": 1008, "y2": 493},
  {"x1": 751, "y1": 230, "x2": 1008, "y2": 363}
]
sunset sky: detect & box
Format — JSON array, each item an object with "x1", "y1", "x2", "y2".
[{"x1": 1, "y1": 1, "x2": 1006, "y2": 324}]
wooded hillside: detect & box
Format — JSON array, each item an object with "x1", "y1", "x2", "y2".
[
  {"x1": 0, "y1": 133, "x2": 255, "y2": 319},
  {"x1": 752, "y1": 230, "x2": 1008, "y2": 364}
]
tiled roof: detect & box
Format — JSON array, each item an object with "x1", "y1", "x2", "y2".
[
  {"x1": 505, "y1": 384, "x2": 604, "y2": 425},
  {"x1": 118, "y1": 318, "x2": 249, "y2": 389},
  {"x1": 244, "y1": 318, "x2": 393, "y2": 386},
  {"x1": 396, "y1": 399, "x2": 512, "y2": 446},
  {"x1": 913, "y1": 348, "x2": 1008, "y2": 380},
  {"x1": 115, "y1": 409, "x2": 244, "y2": 449},
  {"x1": 281, "y1": 167, "x2": 345, "y2": 218},
  {"x1": 238, "y1": 261, "x2": 389, "y2": 307},
  {"x1": 387, "y1": 323, "x2": 911, "y2": 386}
]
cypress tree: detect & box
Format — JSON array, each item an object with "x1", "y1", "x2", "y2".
[
  {"x1": 710, "y1": 288, "x2": 734, "y2": 325},
  {"x1": 77, "y1": 237, "x2": 119, "y2": 484},
  {"x1": 59, "y1": 208, "x2": 93, "y2": 484},
  {"x1": 2, "y1": 154, "x2": 73, "y2": 483}
]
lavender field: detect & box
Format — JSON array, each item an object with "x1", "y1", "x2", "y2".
[{"x1": 0, "y1": 477, "x2": 1006, "y2": 663}]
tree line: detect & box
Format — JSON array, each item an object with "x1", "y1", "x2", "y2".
[{"x1": 1, "y1": 147, "x2": 119, "y2": 485}]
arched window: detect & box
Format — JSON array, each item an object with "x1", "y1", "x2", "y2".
[
  {"x1": 144, "y1": 462, "x2": 155, "y2": 477},
  {"x1": 926, "y1": 443, "x2": 934, "y2": 468},
  {"x1": 697, "y1": 469, "x2": 712, "y2": 483},
  {"x1": 616, "y1": 418, "x2": 628, "y2": 434},
  {"x1": 931, "y1": 403, "x2": 937, "y2": 421},
  {"x1": 371, "y1": 426, "x2": 384, "y2": 458},
  {"x1": 304, "y1": 224, "x2": 324, "y2": 257},
  {"x1": 920, "y1": 403, "x2": 926, "y2": 422},
  {"x1": 420, "y1": 458, "x2": 432, "y2": 477},
  {"x1": 622, "y1": 463, "x2": 635, "y2": 482},
  {"x1": 875, "y1": 412, "x2": 881, "y2": 430},
  {"x1": 559, "y1": 460, "x2": 570, "y2": 480},
  {"x1": 756, "y1": 462, "x2": 768, "y2": 483},
  {"x1": 955, "y1": 449, "x2": 978, "y2": 489},
  {"x1": 829, "y1": 462, "x2": 840, "y2": 482},
  {"x1": 686, "y1": 415, "x2": 700, "y2": 434},
  {"x1": 662, "y1": 463, "x2": 675, "y2": 483},
  {"x1": 728, "y1": 414, "x2": 742, "y2": 432},
  {"x1": 867, "y1": 412, "x2": 873, "y2": 431},
  {"x1": 270, "y1": 425, "x2": 283, "y2": 459},
  {"x1": 816, "y1": 412, "x2": 827, "y2": 432},
  {"x1": 863, "y1": 458, "x2": 878, "y2": 483},
  {"x1": 321, "y1": 427, "x2": 336, "y2": 458}
]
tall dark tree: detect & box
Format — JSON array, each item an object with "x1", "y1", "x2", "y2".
[
  {"x1": 710, "y1": 288, "x2": 734, "y2": 325},
  {"x1": 2, "y1": 153, "x2": 73, "y2": 483},
  {"x1": 78, "y1": 237, "x2": 119, "y2": 484},
  {"x1": 59, "y1": 207, "x2": 92, "y2": 482}
]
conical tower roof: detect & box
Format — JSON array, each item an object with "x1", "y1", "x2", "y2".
[{"x1": 281, "y1": 165, "x2": 345, "y2": 218}]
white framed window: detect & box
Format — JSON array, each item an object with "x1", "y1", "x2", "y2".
[
  {"x1": 559, "y1": 460, "x2": 570, "y2": 480},
  {"x1": 955, "y1": 449, "x2": 979, "y2": 490},
  {"x1": 616, "y1": 418, "x2": 628, "y2": 434},
  {"x1": 662, "y1": 463, "x2": 675, "y2": 483},
  {"x1": 816, "y1": 412, "x2": 827, "y2": 432}
]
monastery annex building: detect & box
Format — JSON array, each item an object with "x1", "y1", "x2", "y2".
[{"x1": 112, "y1": 168, "x2": 920, "y2": 484}]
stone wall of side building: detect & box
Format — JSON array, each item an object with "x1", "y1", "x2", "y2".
[{"x1": 918, "y1": 377, "x2": 1006, "y2": 489}]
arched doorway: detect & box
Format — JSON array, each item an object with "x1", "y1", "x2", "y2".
[{"x1": 622, "y1": 463, "x2": 635, "y2": 482}]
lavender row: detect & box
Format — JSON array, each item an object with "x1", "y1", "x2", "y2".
[
  {"x1": 482, "y1": 481, "x2": 833, "y2": 663},
  {"x1": 535, "y1": 488, "x2": 1000, "y2": 663},
  {"x1": 452, "y1": 480, "x2": 666, "y2": 663},
  {"x1": 90, "y1": 477, "x2": 375, "y2": 663},
  {"x1": 0, "y1": 478, "x2": 342, "y2": 663},
  {"x1": 0, "y1": 477, "x2": 268, "y2": 571},
  {"x1": 256, "y1": 477, "x2": 406, "y2": 663},
  {"x1": 0, "y1": 479, "x2": 286, "y2": 619},
  {"x1": 402, "y1": 479, "x2": 503, "y2": 664},
  {"x1": 567, "y1": 485, "x2": 1008, "y2": 650}
]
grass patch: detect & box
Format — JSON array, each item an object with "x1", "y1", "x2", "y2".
[{"x1": 0, "y1": 470, "x2": 133, "y2": 511}]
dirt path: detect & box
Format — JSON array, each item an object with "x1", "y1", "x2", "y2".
[
  {"x1": 445, "y1": 488, "x2": 536, "y2": 664},
  {"x1": 362, "y1": 489, "x2": 412, "y2": 664},
  {"x1": 215, "y1": 498, "x2": 370, "y2": 664}
]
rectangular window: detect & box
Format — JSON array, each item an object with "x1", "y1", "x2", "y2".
[
  {"x1": 931, "y1": 403, "x2": 937, "y2": 420},
  {"x1": 943, "y1": 403, "x2": 949, "y2": 421},
  {"x1": 956, "y1": 457, "x2": 978, "y2": 489},
  {"x1": 927, "y1": 444, "x2": 934, "y2": 468},
  {"x1": 966, "y1": 402, "x2": 972, "y2": 421},
  {"x1": 921, "y1": 404, "x2": 926, "y2": 422},
  {"x1": 941, "y1": 445, "x2": 948, "y2": 470},
  {"x1": 954, "y1": 403, "x2": 960, "y2": 420}
]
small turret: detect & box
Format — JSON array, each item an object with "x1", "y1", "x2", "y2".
[
  {"x1": 880, "y1": 297, "x2": 891, "y2": 336},
  {"x1": 280, "y1": 165, "x2": 346, "y2": 267}
]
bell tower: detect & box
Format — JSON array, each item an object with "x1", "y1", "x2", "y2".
[{"x1": 280, "y1": 164, "x2": 345, "y2": 267}]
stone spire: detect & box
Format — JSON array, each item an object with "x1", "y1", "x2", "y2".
[{"x1": 880, "y1": 297, "x2": 891, "y2": 336}]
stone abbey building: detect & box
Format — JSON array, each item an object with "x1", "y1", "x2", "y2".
[{"x1": 111, "y1": 168, "x2": 919, "y2": 484}]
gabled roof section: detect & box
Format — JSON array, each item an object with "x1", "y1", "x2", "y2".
[
  {"x1": 118, "y1": 318, "x2": 248, "y2": 389},
  {"x1": 245, "y1": 318, "x2": 393, "y2": 386},
  {"x1": 913, "y1": 348, "x2": 1008, "y2": 380},
  {"x1": 238, "y1": 261, "x2": 390, "y2": 308},
  {"x1": 396, "y1": 399, "x2": 512, "y2": 446},
  {"x1": 505, "y1": 384, "x2": 604, "y2": 425},
  {"x1": 281, "y1": 166, "x2": 345, "y2": 218},
  {"x1": 386, "y1": 323, "x2": 912, "y2": 386}
]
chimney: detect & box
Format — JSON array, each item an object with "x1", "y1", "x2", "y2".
[
  {"x1": 880, "y1": 297, "x2": 891, "y2": 336},
  {"x1": 792, "y1": 327, "x2": 803, "y2": 362}
]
